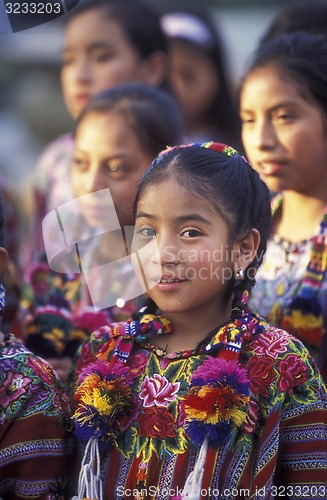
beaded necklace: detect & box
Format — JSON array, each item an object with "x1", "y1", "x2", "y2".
[{"x1": 270, "y1": 195, "x2": 327, "y2": 361}]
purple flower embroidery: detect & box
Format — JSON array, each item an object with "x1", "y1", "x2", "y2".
[
  {"x1": 140, "y1": 374, "x2": 180, "y2": 407},
  {"x1": 0, "y1": 372, "x2": 32, "y2": 409}
]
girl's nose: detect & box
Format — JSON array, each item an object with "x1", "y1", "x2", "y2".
[
  {"x1": 74, "y1": 58, "x2": 91, "y2": 84},
  {"x1": 157, "y1": 236, "x2": 180, "y2": 266}
]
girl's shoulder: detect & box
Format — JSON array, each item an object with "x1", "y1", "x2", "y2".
[
  {"x1": 244, "y1": 322, "x2": 318, "y2": 369},
  {"x1": 242, "y1": 323, "x2": 327, "y2": 412}
]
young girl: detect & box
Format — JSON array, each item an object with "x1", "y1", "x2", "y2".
[
  {"x1": 71, "y1": 142, "x2": 327, "y2": 499},
  {"x1": 25, "y1": 0, "x2": 168, "y2": 267},
  {"x1": 21, "y1": 83, "x2": 182, "y2": 379},
  {"x1": 161, "y1": 9, "x2": 241, "y2": 148},
  {"x1": 239, "y1": 32, "x2": 327, "y2": 381}
]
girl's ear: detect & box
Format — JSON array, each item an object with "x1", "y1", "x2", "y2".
[
  {"x1": 234, "y1": 228, "x2": 260, "y2": 275},
  {"x1": 0, "y1": 248, "x2": 9, "y2": 275}
]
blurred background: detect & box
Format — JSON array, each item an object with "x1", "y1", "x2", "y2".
[{"x1": 0, "y1": 0, "x2": 309, "y2": 191}]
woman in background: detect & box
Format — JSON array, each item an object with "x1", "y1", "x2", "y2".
[
  {"x1": 24, "y1": 0, "x2": 168, "y2": 267},
  {"x1": 240, "y1": 32, "x2": 327, "y2": 381},
  {"x1": 161, "y1": 8, "x2": 241, "y2": 148},
  {"x1": 21, "y1": 83, "x2": 182, "y2": 381}
]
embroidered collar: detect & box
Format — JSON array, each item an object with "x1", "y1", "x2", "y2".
[
  {"x1": 270, "y1": 195, "x2": 327, "y2": 356},
  {"x1": 73, "y1": 311, "x2": 266, "y2": 445}
]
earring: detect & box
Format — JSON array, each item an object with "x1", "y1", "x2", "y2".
[{"x1": 235, "y1": 268, "x2": 244, "y2": 281}]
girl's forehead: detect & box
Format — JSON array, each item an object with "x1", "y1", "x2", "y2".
[
  {"x1": 241, "y1": 65, "x2": 305, "y2": 102},
  {"x1": 64, "y1": 10, "x2": 127, "y2": 45},
  {"x1": 137, "y1": 175, "x2": 219, "y2": 215},
  {"x1": 139, "y1": 176, "x2": 183, "y2": 199}
]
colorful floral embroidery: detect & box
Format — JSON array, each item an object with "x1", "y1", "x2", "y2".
[
  {"x1": 247, "y1": 356, "x2": 275, "y2": 397},
  {"x1": 0, "y1": 334, "x2": 70, "y2": 424},
  {"x1": 140, "y1": 374, "x2": 180, "y2": 407},
  {"x1": 250, "y1": 195, "x2": 327, "y2": 368},
  {"x1": 277, "y1": 354, "x2": 308, "y2": 394},
  {"x1": 138, "y1": 407, "x2": 176, "y2": 439},
  {"x1": 72, "y1": 307, "x2": 327, "y2": 499},
  {"x1": 245, "y1": 328, "x2": 317, "y2": 412},
  {"x1": 250, "y1": 329, "x2": 290, "y2": 358},
  {"x1": 0, "y1": 372, "x2": 32, "y2": 409}
]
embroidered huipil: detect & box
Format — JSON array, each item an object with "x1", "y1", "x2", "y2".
[
  {"x1": 0, "y1": 333, "x2": 73, "y2": 499},
  {"x1": 249, "y1": 197, "x2": 327, "y2": 382},
  {"x1": 71, "y1": 313, "x2": 327, "y2": 499}
]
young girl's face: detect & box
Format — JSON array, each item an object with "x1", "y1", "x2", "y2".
[
  {"x1": 72, "y1": 110, "x2": 153, "y2": 228},
  {"x1": 61, "y1": 9, "x2": 150, "y2": 119},
  {"x1": 133, "y1": 175, "x2": 236, "y2": 325},
  {"x1": 168, "y1": 40, "x2": 219, "y2": 128},
  {"x1": 240, "y1": 66, "x2": 327, "y2": 196}
]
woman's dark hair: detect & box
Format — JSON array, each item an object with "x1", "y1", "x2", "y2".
[
  {"x1": 161, "y1": 8, "x2": 241, "y2": 149},
  {"x1": 134, "y1": 143, "x2": 272, "y2": 317},
  {"x1": 74, "y1": 83, "x2": 183, "y2": 157},
  {"x1": 260, "y1": 0, "x2": 327, "y2": 46},
  {"x1": 65, "y1": 0, "x2": 167, "y2": 59},
  {"x1": 240, "y1": 32, "x2": 327, "y2": 116}
]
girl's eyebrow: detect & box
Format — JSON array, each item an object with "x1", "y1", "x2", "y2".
[
  {"x1": 136, "y1": 212, "x2": 212, "y2": 225},
  {"x1": 241, "y1": 100, "x2": 300, "y2": 114}
]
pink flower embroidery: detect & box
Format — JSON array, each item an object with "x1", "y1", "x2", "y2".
[
  {"x1": 277, "y1": 354, "x2": 308, "y2": 394},
  {"x1": 0, "y1": 372, "x2": 32, "y2": 409},
  {"x1": 251, "y1": 329, "x2": 289, "y2": 358},
  {"x1": 140, "y1": 374, "x2": 180, "y2": 407}
]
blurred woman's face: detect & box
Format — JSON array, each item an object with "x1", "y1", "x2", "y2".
[
  {"x1": 167, "y1": 39, "x2": 219, "y2": 129},
  {"x1": 240, "y1": 66, "x2": 327, "y2": 197},
  {"x1": 61, "y1": 9, "x2": 151, "y2": 118},
  {"x1": 72, "y1": 110, "x2": 153, "y2": 228}
]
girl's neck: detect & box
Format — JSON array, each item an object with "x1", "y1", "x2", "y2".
[
  {"x1": 152, "y1": 306, "x2": 231, "y2": 354},
  {"x1": 274, "y1": 191, "x2": 326, "y2": 242}
]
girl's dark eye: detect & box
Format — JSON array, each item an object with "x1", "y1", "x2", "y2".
[{"x1": 182, "y1": 229, "x2": 201, "y2": 238}]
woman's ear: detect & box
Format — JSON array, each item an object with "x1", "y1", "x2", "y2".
[
  {"x1": 0, "y1": 248, "x2": 9, "y2": 275},
  {"x1": 234, "y1": 228, "x2": 260, "y2": 275},
  {"x1": 140, "y1": 51, "x2": 168, "y2": 87}
]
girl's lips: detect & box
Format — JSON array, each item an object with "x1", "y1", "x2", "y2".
[
  {"x1": 151, "y1": 276, "x2": 187, "y2": 291},
  {"x1": 73, "y1": 93, "x2": 91, "y2": 108},
  {"x1": 156, "y1": 279, "x2": 186, "y2": 291}
]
